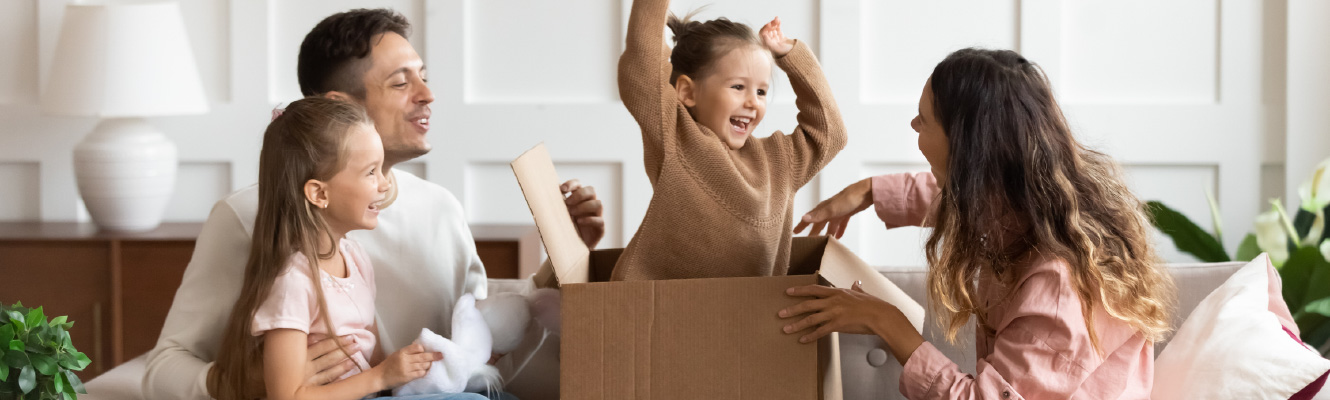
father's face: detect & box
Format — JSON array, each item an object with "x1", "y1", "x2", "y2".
[{"x1": 360, "y1": 32, "x2": 433, "y2": 167}]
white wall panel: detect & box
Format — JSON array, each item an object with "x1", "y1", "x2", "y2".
[
  {"x1": 1123, "y1": 164, "x2": 1219, "y2": 263},
  {"x1": 860, "y1": 0, "x2": 1018, "y2": 104},
  {"x1": 856, "y1": 163, "x2": 931, "y2": 267},
  {"x1": 0, "y1": 162, "x2": 41, "y2": 221},
  {"x1": 164, "y1": 162, "x2": 232, "y2": 222},
  {"x1": 1061, "y1": 0, "x2": 1219, "y2": 104},
  {"x1": 0, "y1": 0, "x2": 38, "y2": 104},
  {"x1": 179, "y1": 0, "x2": 233, "y2": 103},
  {"x1": 465, "y1": 0, "x2": 621, "y2": 103}
]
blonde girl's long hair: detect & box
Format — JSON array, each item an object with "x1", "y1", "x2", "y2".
[
  {"x1": 923, "y1": 48, "x2": 1176, "y2": 353},
  {"x1": 208, "y1": 97, "x2": 373, "y2": 399}
]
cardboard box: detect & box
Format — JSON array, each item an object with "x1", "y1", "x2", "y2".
[{"x1": 511, "y1": 144, "x2": 924, "y2": 399}]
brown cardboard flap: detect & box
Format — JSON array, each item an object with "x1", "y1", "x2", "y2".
[
  {"x1": 510, "y1": 143, "x2": 589, "y2": 285},
  {"x1": 817, "y1": 237, "x2": 926, "y2": 333}
]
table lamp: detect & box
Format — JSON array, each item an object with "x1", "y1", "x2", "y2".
[{"x1": 42, "y1": 1, "x2": 209, "y2": 231}]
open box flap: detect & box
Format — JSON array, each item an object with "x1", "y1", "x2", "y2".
[
  {"x1": 510, "y1": 143, "x2": 589, "y2": 285},
  {"x1": 818, "y1": 237, "x2": 925, "y2": 333}
]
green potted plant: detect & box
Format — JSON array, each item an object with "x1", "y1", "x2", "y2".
[
  {"x1": 0, "y1": 302, "x2": 91, "y2": 400},
  {"x1": 1149, "y1": 158, "x2": 1330, "y2": 355}
]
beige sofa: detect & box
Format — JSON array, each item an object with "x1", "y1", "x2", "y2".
[{"x1": 81, "y1": 261, "x2": 1245, "y2": 400}]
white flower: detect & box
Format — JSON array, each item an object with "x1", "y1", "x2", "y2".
[
  {"x1": 1322, "y1": 238, "x2": 1330, "y2": 262},
  {"x1": 1299, "y1": 158, "x2": 1330, "y2": 212},
  {"x1": 1256, "y1": 208, "x2": 1290, "y2": 265}
]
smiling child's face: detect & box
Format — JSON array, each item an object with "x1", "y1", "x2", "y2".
[{"x1": 683, "y1": 45, "x2": 772, "y2": 151}]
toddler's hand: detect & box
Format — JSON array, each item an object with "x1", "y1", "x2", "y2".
[
  {"x1": 374, "y1": 343, "x2": 441, "y2": 390},
  {"x1": 760, "y1": 17, "x2": 795, "y2": 57}
]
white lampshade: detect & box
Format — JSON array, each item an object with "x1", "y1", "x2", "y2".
[{"x1": 42, "y1": 1, "x2": 208, "y2": 116}]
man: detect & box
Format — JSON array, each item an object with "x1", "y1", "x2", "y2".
[{"x1": 142, "y1": 9, "x2": 603, "y2": 399}]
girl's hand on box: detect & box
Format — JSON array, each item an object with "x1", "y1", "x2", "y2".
[
  {"x1": 760, "y1": 17, "x2": 795, "y2": 57},
  {"x1": 562, "y1": 179, "x2": 605, "y2": 248}
]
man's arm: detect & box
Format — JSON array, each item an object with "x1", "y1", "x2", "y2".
[{"x1": 142, "y1": 199, "x2": 252, "y2": 400}]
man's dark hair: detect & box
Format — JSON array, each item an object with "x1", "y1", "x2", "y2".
[{"x1": 297, "y1": 8, "x2": 410, "y2": 98}]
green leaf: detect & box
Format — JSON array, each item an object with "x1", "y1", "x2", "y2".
[
  {"x1": 0, "y1": 355, "x2": 8, "y2": 381},
  {"x1": 1148, "y1": 201, "x2": 1231, "y2": 262},
  {"x1": 1301, "y1": 253, "x2": 1330, "y2": 309},
  {"x1": 1235, "y1": 233, "x2": 1261, "y2": 262},
  {"x1": 1306, "y1": 297, "x2": 1330, "y2": 317},
  {"x1": 10, "y1": 340, "x2": 25, "y2": 351},
  {"x1": 71, "y1": 352, "x2": 89, "y2": 371},
  {"x1": 51, "y1": 365, "x2": 64, "y2": 394},
  {"x1": 48, "y1": 317, "x2": 65, "y2": 328},
  {"x1": 56, "y1": 353, "x2": 77, "y2": 370},
  {"x1": 3, "y1": 349, "x2": 28, "y2": 369},
  {"x1": 24, "y1": 308, "x2": 43, "y2": 332},
  {"x1": 28, "y1": 354, "x2": 56, "y2": 376},
  {"x1": 63, "y1": 370, "x2": 85, "y2": 394},
  {"x1": 1295, "y1": 207, "x2": 1317, "y2": 239},
  {"x1": 0, "y1": 324, "x2": 12, "y2": 345},
  {"x1": 1283, "y1": 247, "x2": 1330, "y2": 310},
  {"x1": 8, "y1": 311, "x2": 26, "y2": 331},
  {"x1": 60, "y1": 370, "x2": 76, "y2": 397},
  {"x1": 18, "y1": 365, "x2": 35, "y2": 394}
]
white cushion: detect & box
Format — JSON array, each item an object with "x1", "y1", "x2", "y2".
[{"x1": 1153, "y1": 254, "x2": 1330, "y2": 399}]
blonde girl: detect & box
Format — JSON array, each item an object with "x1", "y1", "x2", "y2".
[{"x1": 209, "y1": 97, "x2": 454, "y2": 400}]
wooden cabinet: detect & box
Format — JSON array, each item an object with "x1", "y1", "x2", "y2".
[
  {"x1": 0, "y1": 222, "x2": 534, "y2": 381},
  {"x1": 0, "y1": 223, "x2": 199, "y2": 381}
]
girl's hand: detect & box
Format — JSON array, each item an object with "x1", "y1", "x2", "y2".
[
  {"x1": 794, "y1": 178, "x2": 874, "y2": 238},
  {"x1": 561, "y1": 179, "x2": 605, "y2": 248},
  {"x1": 760, "y1": 17, "x2": 796, "y2": 57},
  {"x1": 373, "y1": 344, "x2": 441, "y2": 390}
]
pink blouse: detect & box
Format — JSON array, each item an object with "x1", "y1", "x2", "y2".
[{"x1": 871, "y1": 172, "x2": 1154, "y2": 400}]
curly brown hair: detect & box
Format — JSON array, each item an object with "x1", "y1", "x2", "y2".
[{"x1": 922, "y1": 48, "x2": 1176, "y2": 353}]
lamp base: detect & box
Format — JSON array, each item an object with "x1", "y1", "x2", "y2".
[{"x1": 74, "y1": 117, "x2": 177, "y2": 232}]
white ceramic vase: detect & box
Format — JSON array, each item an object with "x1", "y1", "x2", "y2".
[{"x1": 73, "y1": 118, "x2": 177, "y2": 232}]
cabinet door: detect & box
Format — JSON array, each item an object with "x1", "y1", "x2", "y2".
[
  {"x1": 119, "y1": 240, "x2": 194, "y2": 362},
  {"x1": 0, "y1": 241, "x2": 113, "y2": 381}
]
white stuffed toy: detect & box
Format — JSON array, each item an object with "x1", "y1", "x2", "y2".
[{"x1": 393, "y1": 289, "x2": 560, "y2": 397}]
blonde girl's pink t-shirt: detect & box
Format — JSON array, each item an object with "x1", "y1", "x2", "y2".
[{"x1": 251, "y1": 238, "x2": 377, "y2": 382}]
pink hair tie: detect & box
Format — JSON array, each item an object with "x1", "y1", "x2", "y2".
[{"x1": 271, "y1": 106, "x2": 285, "y2": 121}]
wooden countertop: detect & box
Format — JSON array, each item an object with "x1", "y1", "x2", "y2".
[{"x1": 0, "y1": 222, "x2": 204, "y2": 241}]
